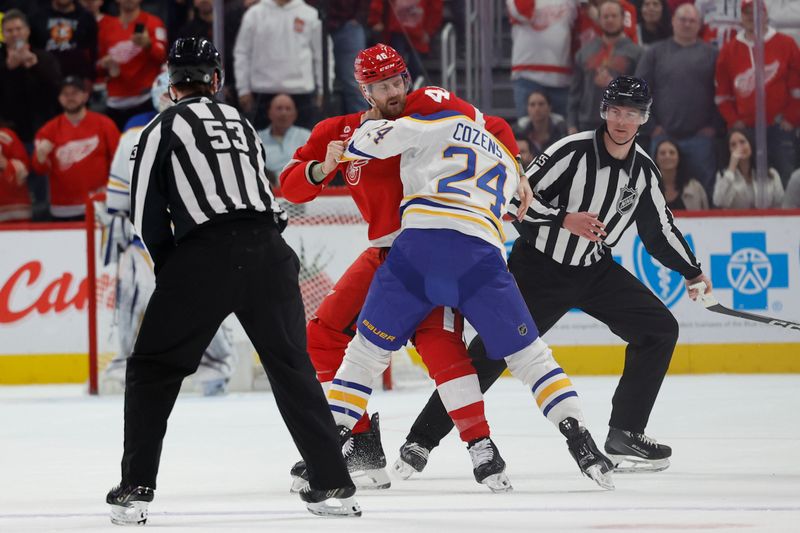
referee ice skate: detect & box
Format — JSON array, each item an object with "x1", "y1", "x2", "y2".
[
  {"x1": 395, "y1": 76, "x2": 713, "y2": 475},
  {"x1": 105, "y1": 38, "x2": 358, "y2": 525}
]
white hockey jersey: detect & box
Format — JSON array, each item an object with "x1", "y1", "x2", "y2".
[{"x1": 342, "y1": 111, "x2": 520, "y2": 252}]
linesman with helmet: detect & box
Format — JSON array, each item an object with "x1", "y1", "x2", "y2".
[
  {"x1": 105, "y1": 37, "x2": 359, "y2": 525},
  {"x1": 396, "y1": 76, "x2": 713, "y2": 475}
]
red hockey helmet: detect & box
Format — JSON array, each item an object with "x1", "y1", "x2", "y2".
[{"x1": 354, "y1": 44, "x2": 409, "y2": 85}]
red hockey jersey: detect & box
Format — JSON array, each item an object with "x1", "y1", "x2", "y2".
[
  {"x1": 715, "y1": 28, "x2": 800, "y2": 128},
  {"x1": 279, "y1": 86, "x2": 519, "y2": 246},
  {"x1": 32, "y1": 111, "x2": 120, "y2": 217},
  {"x1": 0, "y1": 127, "x2": 31, "y2": 221},
  {"x1": 97, "y1": 11, "x2": 167, "y2": 102}
]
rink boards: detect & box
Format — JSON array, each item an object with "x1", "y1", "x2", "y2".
[{"x1": 0, "y1": 212, "x2": 798, "y2": 383}]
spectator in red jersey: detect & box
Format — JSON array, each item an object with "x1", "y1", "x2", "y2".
[
  {"x1": 574, "y1": 0, "x2": 639, "y2": 51},
  {"x1": 507, "y1": 0, "x2": 579, "y2": 120},
  {"x1": 97, "y1": 0, "x2": 167, "y2": 130},
  {"x1": 0, "y1": 9, "x2": 62, "y2": 220},
  {"x1": 715, "y1": 0, "x2": 800, "y2": 185},
  {"x1": 0, "y1": 124, "x2": 32, "y2": 221},
  {"x1": 568, "y1": 0, "x2": 643, "y2": 133},
  {"x1": 174, "y1": 0, "x2": 213, "y2": 42},
  {"x1": 32, "y1": 76, "x2": 120, "y2": 220},
  {"x1": 367, "y1": 0, "x2": 443, "y2": 82},
  {"x1": 29, "y1": 0, "x2": 98, "y2": 81}
]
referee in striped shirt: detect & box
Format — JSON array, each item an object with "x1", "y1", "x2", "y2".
[
  {"x1": 106, "y1": 38, "x2": 357, "y2": 524},
  {"x1": 397, "y1": 77, "x2": 712, "y2": 475}
]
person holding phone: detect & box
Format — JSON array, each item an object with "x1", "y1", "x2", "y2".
[{"x1": 97, "y1": 0, "x2": 167, "y2": 129}]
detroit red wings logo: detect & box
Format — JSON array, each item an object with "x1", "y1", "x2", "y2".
[
  {"x1": 55, "y1": 136, "x2": 99, "y2": 171},
  {"x1": 733, "y1": 61, "x2": 780, "y2": 98},
  {"x1": 345, "y1": 159, "x2": 369, "y2": 186}
]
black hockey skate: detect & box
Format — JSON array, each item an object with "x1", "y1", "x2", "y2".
[
  {"x1": 467, "y1": 437, "x2": 512, "y2": 492},
  {"x1": 604, "y1": 427, "x2": 672, "y2": 473},
  {"x1": 300, "y1": 484, "x2": 362, "y2": 518},
  {"x1": 392, "y1": 440, "x2": 432, "y2": 480},
  {"x1": 106, "y1": 483, "x2": 154, "y2": 526},
  {"x1": 290, "y1": 413, "x2": 391, "y2": 492},
  {"x1": 559, "y1": 417, "x2": 615, "y2": 490}
]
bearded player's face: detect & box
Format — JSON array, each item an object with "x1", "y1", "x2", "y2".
[{"x1": 363, "y1": 75, "x2": 408, "y2": 118}]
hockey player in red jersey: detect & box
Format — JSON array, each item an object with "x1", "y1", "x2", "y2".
[{"x1": 279, "y1": 44, "x2": 521, "y2": 492}]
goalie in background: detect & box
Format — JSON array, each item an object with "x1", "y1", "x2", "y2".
[{"x1": 99, "y1": 70, "x2": 237, "y2": 397}]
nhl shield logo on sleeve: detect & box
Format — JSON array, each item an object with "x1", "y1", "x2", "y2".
[
  {"x1": 518, "y1": 324, "x2": 528, "y2": 336},
  {"x1": 616, "y1": 186, "x2": 638, "y2": 215}
]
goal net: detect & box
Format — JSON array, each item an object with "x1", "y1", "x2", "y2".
[{"x1": 86, "y1": 189, "x2": 429, "y2": 395}]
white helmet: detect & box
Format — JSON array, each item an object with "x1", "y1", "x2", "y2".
[{"x1": 151, "y1": 70, "x2": 172, "y2": 112}]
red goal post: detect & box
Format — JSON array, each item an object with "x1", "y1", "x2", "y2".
[{"x1": 85, "y1": 188, "x2": 425, "y2": 395}]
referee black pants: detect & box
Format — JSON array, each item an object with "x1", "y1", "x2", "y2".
[
  {"x1": 406, "y1": 237, "x2": 679, "y2": 446},
  {"x1": 120, "y1": 218, "x2": 352, "y2": 491}
]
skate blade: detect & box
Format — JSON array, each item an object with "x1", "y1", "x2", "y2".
[
  {"x1": 391, "y1": 457, "x2": 420, "y2": 480},
  {"x1": 306, "y1": 496, "x2": 362, "y2": 518},
  {"x1": 584, "y1": 464, "x2": 615, "y2": 490},
  {"x1": 607, "y1": 454, "x2": 670, "y2": 473},
  {"x1": 481, "y1": 473, "x2": 513, "y2": 493},
  {"x1": 109, "y1": 502, "x2": 148, "y2": 526},
  {"x1": 350, "y1": 467, "x2": 391, "y2": 489},
  {"x1": 290, "y1": 475, "x2": 308, "y2": 493}
]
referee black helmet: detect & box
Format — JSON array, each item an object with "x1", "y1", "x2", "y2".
[
  {"x1": 168, "y1": 37, "x2": 222, "y2": 87},
  {"x1": 601, "y1": 76, "x2": 652, "y2": 120}
]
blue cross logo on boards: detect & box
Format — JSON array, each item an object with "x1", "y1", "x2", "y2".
[
  {"x1": 710, "y1": 232, "x2": 788, "y2": 310},
  {"x1": 633, "y1": 235, "x2": 696, "y2": 308}
]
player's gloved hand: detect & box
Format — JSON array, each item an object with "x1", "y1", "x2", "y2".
[
  {"x1": 686, "y1": 273, "x2": 712, "y2": 301},
  {"x1": 562, "y1": 212, "x2": 607, "y2": 242}
]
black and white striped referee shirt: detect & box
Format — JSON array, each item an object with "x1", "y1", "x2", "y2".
[
  {"x1": 512, "y1": 126, "x2": 702, "y2": 279},
  {"x1": 129, "y1": 95, "x2": 282, "y2": 268}
]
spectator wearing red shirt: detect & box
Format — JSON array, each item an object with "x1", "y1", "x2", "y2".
[
  {"x1": 0, "y1": 124, "x2": 32, "y2": 221},
  {"x1": 715, "y1": 0, "x2": 800, "y2": 184},
  {"x1": 32, "y1": 76, "x2": 120, "y2": 220},
  {"x1": 97, "y1": 0, "x2": 167, "y2": 130},
  {"x1": 368, "y1": 0, "x2": 443, "y2": 81}
]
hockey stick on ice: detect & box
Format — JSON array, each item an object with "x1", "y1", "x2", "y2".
[{"x1": 688, "y1": 282, "x2": 800, "y2": 332}]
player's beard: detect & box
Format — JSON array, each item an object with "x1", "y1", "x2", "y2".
[{"x1": 375, "y1": 94, "x2": 406, "y2": 118}]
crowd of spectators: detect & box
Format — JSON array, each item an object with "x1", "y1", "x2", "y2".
[
  {"x1": 0, "y1": 0, "x2": 798, "y2": 223},
  {"x1": 509, "y1": 0, "x2": 800, "y2": 210}
]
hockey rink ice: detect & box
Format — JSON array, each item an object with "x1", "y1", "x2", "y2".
[{"x1": 1, "y1": 375, "x2": 799, "y2": 532}]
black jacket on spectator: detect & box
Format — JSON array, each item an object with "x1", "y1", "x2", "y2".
[
  {"x1": 0, "y1": 45, "x2": 61, "y2": 144},
  {"x1": 29, "y1": 3, "x2": 98, "y2": 81}
]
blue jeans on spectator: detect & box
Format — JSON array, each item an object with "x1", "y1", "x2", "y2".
[
  {"x1": 512, "y1": 78, "x2": 569, "y2": 120},
  {"x1": 766, "y1": 125, "x2": 797, "y2": 186},
  {"x1": 390, "y1": 34, "x2": 426, "y2": 84},
  {"x1": 332, "y1": 20, "x2": 368, "y2": 114},
  {"x1": 651, "y1": 132, "x2": 717, "y2": 201}
]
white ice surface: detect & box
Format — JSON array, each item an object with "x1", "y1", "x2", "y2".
[{"x1": 1, "y1": 375, "x2": 799, "y2": 532}]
